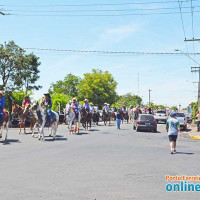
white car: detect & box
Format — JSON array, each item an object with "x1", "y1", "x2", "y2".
[
  {"x1": 167, "y1": 113, "x2": 187, "y2": 131},
  {"x1": 154, "y1": 110, "x2": 168, "y2": 123}
]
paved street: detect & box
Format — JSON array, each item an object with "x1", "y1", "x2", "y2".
[{"x1": 0, "y1": 122, "x2": 199, "y2": 200}]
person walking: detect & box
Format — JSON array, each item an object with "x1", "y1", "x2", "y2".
[
  {"x1": 196, "y1": 111, "x2": 200, "y2": 132},
  {"x1": 166, "y1": 112, "x2": 181, "y2": 154},
  {"x1": 116, "y1": 108, "x2": 122, "y2": 129}
]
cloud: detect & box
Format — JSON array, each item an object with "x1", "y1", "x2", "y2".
[{"x1": 98, "y1": 23, "x2": 140, "y2": 45}]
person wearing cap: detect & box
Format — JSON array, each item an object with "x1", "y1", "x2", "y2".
[
  {"x1": 83, "y1": 99, "x2": 90, "y2": 112},
  {"x1": 0, "y1": 91, "x2": 6, "y2": 126},
  {"x1": 22, "y1": 95, "x2": 32, "y2": 108},
  {"x1": 72, "y1": 98, "x2": 79, "y2": 119},
  {"x1": 116, "y1": 108, "x2": 122, "y2": 129},
  {"x1": 43, "y1": 93, "x2": 52, "y2": 125},
  {"x1": 166, "y1": 112, "x2": 181, "y2": 154}
]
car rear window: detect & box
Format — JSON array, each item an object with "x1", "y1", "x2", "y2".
[
  {"x1": 176, "y1": 113, "x2": 185, "y2": 117},
  {"x1": 157, "y1": 111, "x2": 166, "y2": 114},
  {"x1": 140, "y1": 115, "x2": 154, "y2": 121}
]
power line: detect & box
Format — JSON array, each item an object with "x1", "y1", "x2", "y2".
[
  {"x1": 0, "y1": 1, "x2": 194, "y2": 7},
  {"x1": 3, "y1": 6, "x2": 200, "y2": 13},
  {"x1": 5, "y1": 10, "x2": 200, "y2": 17},
  {"x1": 24, "y1": 47, "x2": 200, "y2": 55}
]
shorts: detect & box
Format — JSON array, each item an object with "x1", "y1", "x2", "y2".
[{"x1": 168, "y1": 135, "x2": 178, "y2": 142}]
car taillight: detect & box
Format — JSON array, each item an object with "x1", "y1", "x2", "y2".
[{"x1": 137, "y1": 121, "x2": 141, "y2": 124}]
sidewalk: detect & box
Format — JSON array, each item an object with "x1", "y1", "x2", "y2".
[{"x1": 185, "y1": 124, "x2": 200, "y2": 140}]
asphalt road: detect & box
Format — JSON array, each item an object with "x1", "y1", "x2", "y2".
[{"x1": 0, "y1": 121, "x2": 199, "y2": 200}]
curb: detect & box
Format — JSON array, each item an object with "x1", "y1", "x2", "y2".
[{"x1": 190, "y1": 135, "x2": 200, "y2": 140}]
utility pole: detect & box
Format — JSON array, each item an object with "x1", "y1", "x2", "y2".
[
  {"x1": 148, "y1": 89, "x2": 152, "y2": 107},
  {"x1": 191, "y1": 67, "x2": 200, "y2": 109}
]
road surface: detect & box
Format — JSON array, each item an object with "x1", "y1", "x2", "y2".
[{"x1": 0, "y1": 122, "x2": 199, "y2": 200}]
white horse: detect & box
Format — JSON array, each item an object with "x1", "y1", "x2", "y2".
[
  {"x1": 65, "y1": 103, "x2": 81, "y2": 134},
  {"x1": 29, "y1": 102, "x2": 59, "y2": 140},
  {"x1": 0, "y1": 110, "x2": 9, "y2": 141}
]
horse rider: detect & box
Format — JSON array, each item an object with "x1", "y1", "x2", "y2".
[
  {"x1": 0, "y1": 91, "x2": 6, "y2": 126},
  {"x1": 103, "y1": 103, "x2": 107, "y2": 111},
  {"x1": 72, "y1": 98, "x2": 79, "y2": 120},
  {"x1": 42, "y1": 93, "x2": 52, "y2": 125},
  {"x1": 22, "y1": 95, "x2": 32, "y2": 108},
  {"x1": 94, "y1": 104, "x2": 99, "y2": 112},
  {"x1": 83, "y1": 99, "x2": 90, "y2": 112},
  {"x1": 90, "y1": 103, "x2": 94, "y2": 112},
  {"x1": 122, "y1": 105, "x2": 126, "y2": 112},
  {"x1": 111, "y1": 106, "x2": 115, "y2": 112}
]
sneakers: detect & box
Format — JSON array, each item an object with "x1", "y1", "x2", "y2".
[
  {"x1": 173, "y1": 149, "x2": 176, "y2": 154},
  {"x1": 170, "y1": 149, "x2": 176, "y2": 154}
]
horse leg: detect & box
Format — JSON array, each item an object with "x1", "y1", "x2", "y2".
[
  {"x1": 19, "y1": 123, "x2": 22, "y2": 134},
  {"x1": 5, "y1": 122, "x2": 8, "y2": 141},
  {"x1": 77, "y1": 122, "x2": 79, "y2": 133},
  {"x1": 52, "y1": 122, "x2": 57, "y2": 140},
  {"x1": 24, "y1": 122, "x2": 26, "y2": 134}
]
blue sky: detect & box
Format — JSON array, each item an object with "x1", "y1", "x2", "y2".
[{"x1": 1, "y1": 0, "x2": 200, "y2": 108}]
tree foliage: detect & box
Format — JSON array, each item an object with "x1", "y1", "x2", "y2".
[
  {"x1": 0, "y1": 41, "x2": 41, "y2": 92},
  {"x1": 115, "y1": 93, "x2": 142, "y2": 108},
  {"x1": 77, "y1": 69, "x2": 117, "y2": 107},
  {"x1": 171, "y1": 106, "x2": 178, "y2": 111},
  {"x1": 51, "y1": 93, "x2": 72, "y2": 111},
  {"x1": 49, "y1": 73, "x2": 81, "y2": 97}
]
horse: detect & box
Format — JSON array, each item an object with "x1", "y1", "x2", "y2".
[
  {"x1": 92, "y1": 110, "x2": 99, "y2": 125},
  {"x1": 111, "y1": 111, "x2": 116, "y2": 121},
  {"x1": 29, "y1": 102, "x2": 59, "y2": 140},
  {"x1": 121, "y1": 111, "x2": 129, "y2": 124},
  {"x1": 12, "y1": 104, "x2": 28, "y2": 134},
  {"x1": 81, "y1": 107, "x2": 91, "y2": 130},
  {"x1": 23, "y1": 103, "x2": 37, "y2": 135},
  {"x1": 64, "y1": 104, "x2": 81, "y2": 134},
  {"x1": 102, "y1": 109, "x2": 111, "y2": 126},
  {"x1": 0, "y1": 109, "x2": 9, "y2": 141}
]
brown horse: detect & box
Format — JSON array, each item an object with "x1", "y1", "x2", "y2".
[
  {"x1": 102, "y1": 109, "x2": 111, "y2": 126},
  {"x1": 12, "y1": 103, "x2": 35, "y2": 134},
  {"x1": 0, "y1": 109, "x2": 9, "y2": 141},
  {"x1": 81, "y1": 107, "x2": 91, "y2": 130},
  {"x1": 121, "y1": 111, "x2": 129, "y2": 124}
]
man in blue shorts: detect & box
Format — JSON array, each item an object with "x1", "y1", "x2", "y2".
[{"x1": 166, "y1": 112, "x2": 181, "y2": 154}]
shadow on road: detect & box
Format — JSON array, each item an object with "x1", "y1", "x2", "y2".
[
  {"x1": 176, "y1": 152, "x2": 194, "y2": 155},
  {"x1": 1, "y1": 139, "x2": 21, "y2": 145},
  {"x1": 89, "y1": 129, "x2": 100, "y2": 132}
]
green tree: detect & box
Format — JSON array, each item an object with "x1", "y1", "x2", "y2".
[
  {"x1": 171, "y1": 106, "x2": 178, "y2": 111},
  {"x1": 4, "y1": 90, "x2": 33, "y2": 112},
  {"x1": 191, "y1": 101, "x2": 198, "y2": 118},
  {"x1": 116, "y1": 93, "x2": 142, "y2": 107},
  {"x1": 0, "y1": 41, "x2": 41, "y2": 92},
  {"x1": 77, "y1": 69, "x2": 117, "y2": 107},
  {"x1": 51, "y1": 93, "x2": 72, "y2": 111},
  {"x1": 49, "y1": 73, "x2": 81, "y2": 97}
]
